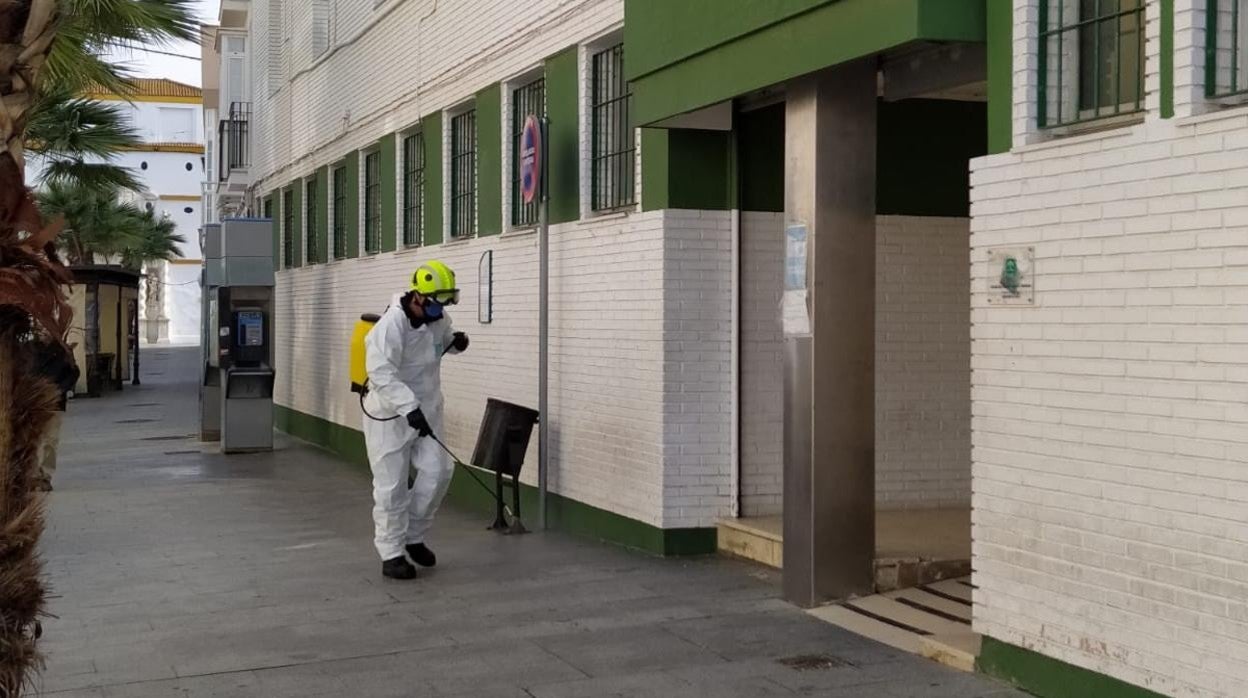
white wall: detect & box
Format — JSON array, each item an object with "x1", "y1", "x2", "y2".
[
  {"x1": 274, "y1": 209, "x2": 736, "y2": 530},
  {"x1": 972, "y1": 4, "x2": 1248, "y2": 697},
  {"x1": 738, "y1": 213, "x2": 973, "y2": 518},
  {"x1": 114, "y1": 101, "x2": 203, "y2": 144}
]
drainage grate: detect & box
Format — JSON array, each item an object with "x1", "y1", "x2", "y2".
[
  {"x1": 115, "y1": 418, "x2": 157, "y2": 424},
  {"x1": 142, "y1": 435, "x2": 189, "y2": 441},
  {"x1": 127, "y1": 403, "x2": 162, "y2": 408},
  {"x1": 777, "y1": 654, "x2": 854, "y2": 671},
  {"x1": 163, "y1": 450, "x2": 199, "y2": 456}
]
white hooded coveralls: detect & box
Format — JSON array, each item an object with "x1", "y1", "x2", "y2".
[{"x1": 362, "y1": 293, "x2": 461, "y2": 561}]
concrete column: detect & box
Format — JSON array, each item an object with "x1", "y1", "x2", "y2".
[{"x1": 782, "y1": 60, "x2": 877, "y2": 607}]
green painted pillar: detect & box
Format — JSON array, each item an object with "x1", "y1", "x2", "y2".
[
  {"x1": 290, "y1": 184, "x2": 303, "y2": 268},
  {"x1": 423, "y1": 112, "x2": 443, "y2": 246},
  {"x1": 545, "y1": 46, "x2": 580, "y2": 224},
  {"x1": 344, "y1": 151, "x2": 360, "y2": 258},
  {"x1": 476, "y1": 83, "x2": 502, "y2": 236},
  {"x1": 266, "y1": 196, "x2": 278, "y2": 271},
  {"x1": 380, "y1": 134, "x2": 398, "y2": 252},
  {"x1": 316, "y1": 167, "x2": 330, "y2": 264},
  {"x1": 986, "y1": 0, "x2": 1013, "y2": 154}
]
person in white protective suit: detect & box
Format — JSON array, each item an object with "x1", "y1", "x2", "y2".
[{"x1": 363, "y1": 260, "x2": 469, "y2": 580}]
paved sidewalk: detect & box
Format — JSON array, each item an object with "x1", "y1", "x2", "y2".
[{"x1": 35, "y1": 347, "x2": 1022, "y2": 697}]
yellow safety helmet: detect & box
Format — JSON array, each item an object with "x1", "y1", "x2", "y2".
[{"x1": 411, "y1": 260, "x2": 460, "y2": 305}]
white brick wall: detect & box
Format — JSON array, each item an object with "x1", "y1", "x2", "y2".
[
  {"x1": 973, "y1": 7, "x2": 1248, "y2": 695},
  {"x1": 249, "y1": 0, "x2": 624, "y2": 190},
  {"x1": 274, "y1": 209, "x2": 736, "y2": 530},
  {"x1": 738, "y1": 213, "x2": 972, "y2": 517},
  {"x1": 875, "y1": 216, "x2": 972, "y2": 510},
  {"x1": 739, "y1": 212, "x2": 785, "y2": 516}
]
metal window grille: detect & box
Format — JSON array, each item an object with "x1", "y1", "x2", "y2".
[
  {"x1": 511, "y1": 78, "x2": 546, "y2": 227},
  {"x1": 305, "y1": 179, "x2": 317, "y2": 263},
  {"x1": 263, "y1": 197, "x2": 273, "y2": 219},
  {"x1": 364, "y1": 151, "x2": 380, "y2": 254},
  {"x1": 1207, "y1": 0, "x2": 1248, "y2": 97},
  {"x1": 403, "y1": 132, "x2": 425, "y2": 246},
  {"x1": 282, "y1": 189, "x2": 294, "y2": 268},
  {"x1": 451, "y1": 110, "x2": 478, "y2": 239},
  {"x1": 332, "y1": 167, "x2": 347, "y2": 259},
  {"x1": 591, "y1": 44, "x2": 635, "y2": 211},
  {"x1": 1038, "y1": 0, "x2": 1145, "y2": 128},
  {"x1": 217, "y1": 102, "x2": 250, "y2": 181}
]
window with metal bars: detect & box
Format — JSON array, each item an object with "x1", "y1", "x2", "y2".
[
  {"x1": 403, "y1": 132, "x2": 425, "y2": 246},
  {"x1": 1208, "y1": 0, "x2": 1248, "y2": 97},
  {"x1": 364, "y1": 151, "x2": 381, "y2": 254},
  {"x1": 451, "y1": 110, "x2": 477, "y2": 238},
  {"x1": 591, "y1": 44, "x2": 635, "y2": 211},
  {"x1": 511, "y1": 78, "x2": 545, "y2": 227},
  {"x1": 282, "y1": 189, "x2": 294, "y2": 269},
  {"x1": 305, "y1": 178, "x2": 317, "y2": 264},
  {"x1": 1038, "y1": 0, "x2": 1145, "y2": 129},
  {"x1": 332, "y1": 166, "x2": 347, "y2": 259},
  {"x1": 263, "y1": 197, "x2": 273, "y2": 220}
]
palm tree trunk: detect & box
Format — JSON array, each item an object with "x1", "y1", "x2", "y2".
[
  {"x1": 1, "y1": 2, "x2": 69, "y2": 695},
  {"x1": 0, "y1": 317, "x2": 57, "y2": 697}
]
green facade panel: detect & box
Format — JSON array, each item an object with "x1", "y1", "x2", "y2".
[
  {"x1": 316, "y1": 167, "x2": 330, "y2": 264},
  {"x1": 344, "y1": 151, "x2": 360, "y2": 258},
  {"x1": 266, "y1": 195, "x2": 278, "y2": 272},
  {"x1": 476, "y1": 83, "x2": 503, "y2": 237},
  {"x1": 380, "y1": 134, "x2": 398, "y2": 252},
  {"x1": 626, "y1": 0, "x2": 838, "y2": 81},
  {"x1": 290, "y1": 183, "x2": 303, "y2": 268},
  {"x1": 545, "y1": 46, "x2": 581, "y2": 224},
  {"x1": 986, "y1": 0, "x2": 1013, "y2": 153},
  {"x1": 627, "y1": 0, "x2": 986, "y2": 126},
  {"x1": 1161, "y1": 0, "x2": 1174, "y2": 119},
  {"x1": 641, "y1": 128, "x2": 733, "y2": 212},
  {"x1": 423, "y1": 111, "x2": 444, "y2": 246}
]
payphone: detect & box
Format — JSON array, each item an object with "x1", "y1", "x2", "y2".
[{"x1": 201, "y1": 218, "x2": 276, "y2": 453}]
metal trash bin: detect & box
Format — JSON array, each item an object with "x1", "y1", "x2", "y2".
[{"x1": 471, "y1": 399, "x2": 539, "y2": 477}]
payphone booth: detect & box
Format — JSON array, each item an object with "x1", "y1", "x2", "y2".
[{"x1": 204, "y1": 218, "x2": 275, "y2": 453}]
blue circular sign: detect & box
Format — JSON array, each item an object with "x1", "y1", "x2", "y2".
[{"x1": 520, "y1": 115, "x2": 542, "y2": 205}]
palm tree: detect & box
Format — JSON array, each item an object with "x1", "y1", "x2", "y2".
[
  {"x1": 26, "y1": 87, "x2": 143, "y2": 192},
  {"x1": 1, "y1": 3, "x2": 198, "y2": 694},
  {"x1": 121, "y1": 208, "x2": 185, "y2": 271},
  {"x1": 37, "y1": 181, "x2": 149, "y2": 265}
]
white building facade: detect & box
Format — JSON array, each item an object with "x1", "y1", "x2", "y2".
[{"x1": 87, "y1": 79, "x2": 205, "y2": 345}]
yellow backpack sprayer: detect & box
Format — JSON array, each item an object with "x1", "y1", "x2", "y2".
[{"x1": 348, "y1": 311, "x2": 536, "y2": 533}]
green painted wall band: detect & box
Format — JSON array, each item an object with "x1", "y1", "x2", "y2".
[
  {"x1": 344, "y1": 151, "x2": 361, "y2": 258},
  {"x1": 290, "y1": 184, "x2": 303, "y2": 268},
  {"x1": 380, "y1": 134, "x2": 398, "y2": 252},
  {"x1": 1160, "y1": 0, "x2": 1174, "y2": 119},
  {"x1": 986, "y1": 0, "x2": 1013, "y2": 153},
  {"x1": 274, "y1": 404, "x2": 716, "y2": 556},
  {"x1": 268, "y1": 195, "x2": 279, "y2": 271},
  {"x1": 628, "y1": 0, "x2": 986, "y2": 126},
  {"x1": 423, "y1": 111, "x2": 444, "y2": 246},
  {"x1": 476, "y1": 83, "x2": 503, "y2": 237},
  {"x1": 545, "y1": 46, "x2": 581, "y2": 224},
  {"x1": 978, "y1": 637, "x2": 1168, "y2": 698},
  {"x1": 316, "y1": 167, "x2": 330, "y2": 264}
]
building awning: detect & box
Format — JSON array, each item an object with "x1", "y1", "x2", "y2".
[{"x1": 625, "y1": 0, "x2": 986, "y2": 126}]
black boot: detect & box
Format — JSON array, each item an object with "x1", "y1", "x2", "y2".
[
  {"x1": 405, "y1": 543, "x2": 437, "y2": 568},
  {"x1": 382, "y1": 556, "x2": 417, "y2": 580}
]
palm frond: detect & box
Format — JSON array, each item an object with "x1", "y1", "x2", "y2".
[
  {"x1": 27, "y1": 89, "x2": 142, "y2": 160},
  {"x1": 37, "y1": 159, "x2": 142, "y2": 193}
]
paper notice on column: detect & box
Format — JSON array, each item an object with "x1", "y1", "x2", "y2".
[{"x1": 783, "y1": 223, "x2": 811, "y2": 337}]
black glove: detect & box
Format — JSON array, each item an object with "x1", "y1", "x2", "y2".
[
  {"x1": 451, "y1": 332, "x2": 469, "y2": 352},
  {"x1": 406, "y1": 408, "x2": 433, "y2": 437}
]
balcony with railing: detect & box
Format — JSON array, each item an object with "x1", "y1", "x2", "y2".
[{"x1": 217, "y1": 102, "x2": 250, "y2": 188}]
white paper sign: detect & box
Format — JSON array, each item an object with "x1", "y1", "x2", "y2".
[{"x1": 783, "y1": 223, "x2": 811, "y2": 337}]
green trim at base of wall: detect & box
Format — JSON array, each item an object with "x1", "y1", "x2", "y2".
[
  {"x1": 274, "y1": 405, "x2": 717, "y2": 557},
  {"x1": 977, "y1": 637, "x2": 1168, "y2": 698},
  {"x1": 1160, "y1": 0, "x2": 1174, "y2": 119}
]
